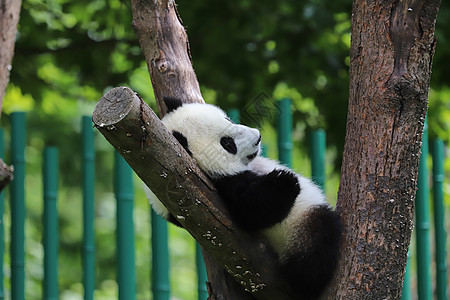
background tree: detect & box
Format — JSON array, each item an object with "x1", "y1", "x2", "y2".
[
  {"x1": 0, "y1": 0, "x2": 22, "y2": 108},
  {"x1": 0, "y1": 0, "x2": 21, "y2": 189}
]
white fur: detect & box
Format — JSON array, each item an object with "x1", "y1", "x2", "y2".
[{"x1": 144, "y1": 185, "x2": 170, "y2": 219}]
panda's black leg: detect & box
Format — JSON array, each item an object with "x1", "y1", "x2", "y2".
[
  {"x1": 281, "y1": 205, "x2": 341, "y2": 299},
  {"x1": 213, "y1": 170, "x2": 300, "y2": 231}
]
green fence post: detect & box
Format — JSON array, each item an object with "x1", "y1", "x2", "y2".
[
  {"x1": 401, "y1": 251, "x2": 411, "y2": 300},
  {"x1": 227, "y1": 108, "x2": 240, "y2": 124},
  {"x1": 151, "y1": 210, "x2": 170, "y2": 300},
  {"x1": 196, "y1": 244, "x2": 208, "y2": 300},
  {"x1": 82, "y1": 116, "x2": 96, "y2": 300},
  {"x1": 415, "y1": 118, "x2": 432, "y2": 300},
  {"x1": 310, "y1": 129, "x2": 326, "y2": 191},
  {"x1": 431, "y1": 138, "x2": 448, "y2": 300},
  {"x1": 114, "y1": 152, "x2": 136, "y2": 300},
  {"x1": 277, "y1": 98, "x2": 292, "y2": 167},
  {"x1": 0, "y1": 129, "x2": 4, "y2": 300},
  {"x1": 43, "y1": 147, "x2": 59, "y2": 300},
  {"x1": 10, "y1": 112, "x2": 26, "y2": 300}
]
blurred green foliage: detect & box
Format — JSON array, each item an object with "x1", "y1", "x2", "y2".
[{"x1": 1, "y1": 0, "x2": 449, "y2": 299}]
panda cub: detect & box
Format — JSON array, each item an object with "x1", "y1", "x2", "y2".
[{"x1": 146, "y1": 97, "x2": 341, "y2": 299}]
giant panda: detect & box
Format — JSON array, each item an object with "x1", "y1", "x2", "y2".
[{"x1": 146, "y1": 97, "x2": 342, "y2": 300}]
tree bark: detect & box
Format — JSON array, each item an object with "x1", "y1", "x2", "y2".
[
  {"x1": 93, "y1": 87, "x2": 292, "y2": 300},
  {"x1": 0, "y1": 159, "x2": 13, "y2": 190},
  {"x1": 0, "y1": 0, "x2": 22, "y2": 111},
  {"x1": 0, "y1": 0, "x2": 21, "y2": 191},
  {"x1": 324, "y1": 1, "x2": 441, "y2": 299},
  {"x1": 130, "y1": 0, "x2": 203, "y2": 115}
]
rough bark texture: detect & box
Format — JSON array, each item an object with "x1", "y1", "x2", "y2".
[
  {"x1": 93, "y1": 87, "x2": 292, "y2": 300},
  {"x1": 325, "y1": 1, "x2": 441, "y2": 299},
  {"x1": 0, "y1": 159, "x2": 13, "y2": 190},
  {"x1": 130, "y1": 0, "x2": 203, "y2": 116},
  {"x1": 0, "y1": 0, "x2": 22, "y2": 111},
  {"x1": 0, "y1": 0, "x2": 21, "y2": 191}
]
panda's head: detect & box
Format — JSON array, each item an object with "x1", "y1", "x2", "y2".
[{"x1": 161, "y1": 97, "x2": 261, "y2": 178}]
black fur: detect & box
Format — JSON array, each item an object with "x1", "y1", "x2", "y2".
[
  {"x1": 172, "y1": 131, "x2": 192, "y2": 155},
  {"x1": 163, "y1": 97, "x2": 183, "y2": 113},
  {"x1": 281, "y1": 205, "x2": 341, "y2": 300},
  {"x1": 212, "y1": 169, "x2": 300, "y2": 231}
]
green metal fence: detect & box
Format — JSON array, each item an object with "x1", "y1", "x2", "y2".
[
  {"x1": 10, "y1": 112, "x2": 26, "y2": 300},
  {"x1": 432, "y1": 139, "x2": 448, "y2": 300},
  {"x1": 402, "y1": 119, "x2": 449, "y2": 300},
  {"x1": 81, "y1": 116, "x2": 95, "y2": 300},
  {"x1": 0, "y1": 129, "x2": 5, "y2": 300},
  {"x1": 114, "y1": 151, "x2": 137, "y2": 300},
  {"x1": 1, "y1": 106, "x2": 448, "y2": 299},
  {"x1": 43, "y1": 147, "x2": 59, "y2": 300},
  {"x1": 416, "y1": 118, "x2": 433, "y2": 299},
  {"x1": 151, "y1": 210, "x2": 170, "y2": 300}
]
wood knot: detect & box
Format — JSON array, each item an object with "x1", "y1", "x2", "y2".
[{"x1": 156, "y1": 59, "x2": 170, "y2": 73}]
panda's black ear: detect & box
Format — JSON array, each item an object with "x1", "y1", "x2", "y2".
[{"x1": 163, "y1": 97, "x2": 183, "y2": 113}]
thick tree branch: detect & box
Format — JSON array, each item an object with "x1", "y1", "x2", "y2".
[
  {"x1": 93, "y1": 87, "x2": 292, "y2": 300},
  {"x1": 130, "y1": 0, "x2": 203, "y2": 115}
]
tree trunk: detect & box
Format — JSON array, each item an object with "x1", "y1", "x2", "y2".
[
  {"x1": 0, "y1": 0, "x2": 22, "y2": 190},
  {"x1": 0, "y1": 0, "x2": 22, "y2": 110},
  {"x1": 324, "y1": 1, "x2": 441, "y2": 299}
]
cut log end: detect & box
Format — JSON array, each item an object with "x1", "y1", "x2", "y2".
[{"x1": 92, "y1": 87, "x2": 140, "y2": 127}]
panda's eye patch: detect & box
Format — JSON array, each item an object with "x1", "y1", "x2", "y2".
[{"x1": 220, "y1": 136, "x2": 237, "y2": 155}]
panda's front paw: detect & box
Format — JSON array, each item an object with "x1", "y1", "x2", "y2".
[{"x1": 264, "y1": 169, "x2": 300, "y2": 195}]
